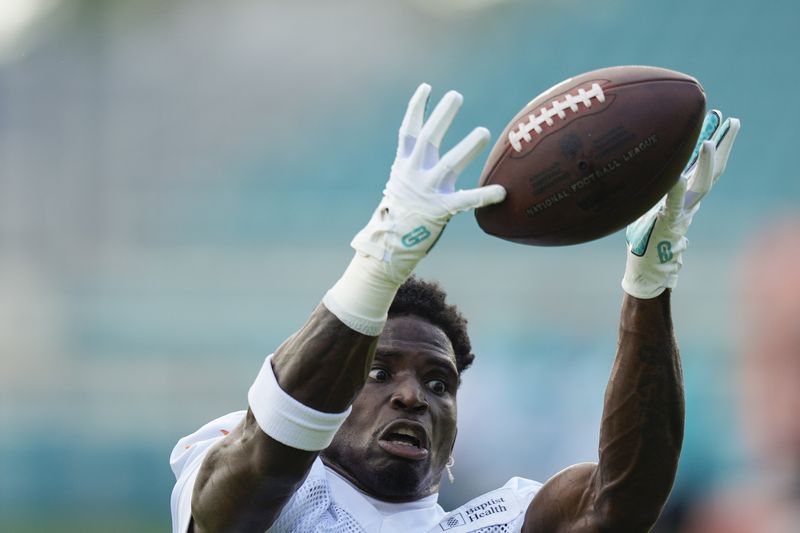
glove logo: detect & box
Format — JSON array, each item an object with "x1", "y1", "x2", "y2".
[
  {"x1": 402, "y1": 226, "x2": 432, "y2": 248},
  {"x1": 657, "y1": 241, "x2": 673, "y2": 263}
]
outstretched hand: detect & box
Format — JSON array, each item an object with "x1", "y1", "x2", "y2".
[
  {"x1": 351, "y1": 83, "x2": 506, "y2": 284},
  {"x1": 622, "y1": 110, "x2": 741, "y2": 299}
]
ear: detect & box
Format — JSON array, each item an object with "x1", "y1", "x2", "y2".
[{"x1": 450, "y1": 427, "x2": 458, "y2": 455}]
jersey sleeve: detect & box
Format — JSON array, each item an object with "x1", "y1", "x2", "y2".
[
  {"x1": 169, "y1": 410, "x2": 247, "y2": 533},
  {"x1": 503, "y1": 476, "x2": 543, "y2": 532}
]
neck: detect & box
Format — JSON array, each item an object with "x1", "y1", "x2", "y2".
[{"x1": 320, "y1": 455, "x2": 440, "y2": 503}]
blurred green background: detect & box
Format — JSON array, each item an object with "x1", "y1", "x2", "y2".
[{"x1": 1, "y1": 0, "x2": 797, "y2": 531}]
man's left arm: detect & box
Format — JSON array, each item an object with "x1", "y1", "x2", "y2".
[
  {"x1": 523, "y1": 111, "x2": 740, "y2": 532},
  {"x1": 523, "y1": 290, "x2": 681, "y2": 532}
]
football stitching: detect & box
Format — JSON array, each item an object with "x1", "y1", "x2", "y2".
[{"x1": 508, "y1": 83, "x2": 606, "y2": 153}]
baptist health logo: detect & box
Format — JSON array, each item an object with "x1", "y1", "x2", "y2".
[
  {"x1": 439, "y1": 513, "x2": 466, "y2": 530},
  {"x1": 438, "y1": 496, "x2": 509, "y2": 530}
]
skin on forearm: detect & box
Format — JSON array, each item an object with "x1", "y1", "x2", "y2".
[
  {"x1": 524, "y1": 290, "x2": 684, "y2": 532},
  {"x1": 271, "y1": 304, "x2": 379, "y2": 411},
  {"x1": 593, "y1": 290, "x2": 684, "y2": 529},
  {"x1": 192, "y1": 304, "x2": 378, "y2": 532}
]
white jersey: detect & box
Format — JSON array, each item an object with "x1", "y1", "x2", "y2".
[{"x1": 170, "y1": 411, "x2": 542, "y2": 533}]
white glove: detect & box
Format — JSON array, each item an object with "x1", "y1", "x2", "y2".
[
  {"x1": 324, "y1": 84, "x2": 505, "y2": 335},
  {"x1": 351, "y1": 83, "x2": 506, "y2": 284},
  {"x1": 622, "y1": 110, "x2": 741, "y2": 299}
]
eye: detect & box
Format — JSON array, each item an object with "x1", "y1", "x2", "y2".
[
  {"x1": 427, "y1": 379, "x2": 447, "y2": 395},
  {"x1": 368, "y1": 368, "x2": 389, "y2": 382}
]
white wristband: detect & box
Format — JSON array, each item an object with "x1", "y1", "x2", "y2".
[
  {"x1": 247, "y1": 354, "x2": 351, "y2": 451},
  {"x1": 322, "y1": 252, "x2": 401, "y2": 336}
]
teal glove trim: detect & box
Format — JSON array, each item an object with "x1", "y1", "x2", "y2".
[
  {"x1": 711, "y1": 116, "x2": 733, "y2": 145},
  {"x1": 684, "y1": 110, "x2": 722, "y2": 173},
  {"x1": 626, "y1": 203, "x2": 660, "y2": 257}
]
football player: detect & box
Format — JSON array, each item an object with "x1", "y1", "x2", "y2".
[{"x1": 170, "y1": 84, "x2": 739, "y2": 532}]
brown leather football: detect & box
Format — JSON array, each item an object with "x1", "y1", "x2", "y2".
[{"x1": 475, "y1": 66, "x2": 706, "y2": 246}]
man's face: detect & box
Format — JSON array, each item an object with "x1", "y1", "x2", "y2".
[{"x1": 321, "y1": 314, "x2": 459, "y2": 501}]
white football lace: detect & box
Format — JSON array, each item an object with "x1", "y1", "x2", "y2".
[{"x1": 508, "y1": 83, "x2": 606, "y2": 152}]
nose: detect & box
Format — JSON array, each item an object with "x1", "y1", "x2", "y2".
[{"x1": 390, "y1": 374, "x2": 428, "y2": 413}]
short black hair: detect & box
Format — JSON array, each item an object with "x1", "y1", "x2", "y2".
[{"x1": 388, "y1": 276, "x2": 475, "y2": 375}]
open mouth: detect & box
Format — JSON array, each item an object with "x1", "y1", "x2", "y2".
[{"x1": 378, "y1": 420, "x2": 430, "y2": 461}]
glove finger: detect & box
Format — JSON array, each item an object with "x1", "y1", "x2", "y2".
[
  {"x1": 665, "y1": 174, "x2": 688, "y2": 218},
  {"x1": 683, "y1": 110, "x2": 722, "y2": 175},
  {"x1": 447, "y1": 184, "x2": 506, "y2": 213},
  {"x1": 435, "y1": 127, "x2": 490, "y2": 191},
  {"x1": 711, "y1": 117, "x2": 740, "y2": 180},
  {"x1": 398, "y1": 83, "x2": 431, "y2": 156},
  {"x1": 684, "y1": 141, "x2": 716, "y2": 210},
  {"x1": 414, "y1": 90, "x2": 463, "y2": 153},
  {"x1": 683, "y1": 109, "x2": 722, "y2": 174}
]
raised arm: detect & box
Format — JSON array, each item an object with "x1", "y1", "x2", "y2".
[
  {"x1": 188, "y1": 84, "x2": 505, "y2": 533},
  {"x1": 191, "y1": 306, "x2": 376, "y2": 532},
  {"x1": 523, "y1": 111, "x2": 740, "y2": 532}
]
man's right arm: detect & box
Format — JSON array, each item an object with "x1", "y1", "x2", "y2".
[
  {"x1": 184, "y1": 83, "x2": 505, "y2": 532},
  {"x1": 192, "y1": 305, "x2": 377, "y2": 532}
]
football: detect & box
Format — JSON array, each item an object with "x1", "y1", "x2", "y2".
[{"x1": 475, "y1": 66, "x2": 706, "y2": 246}]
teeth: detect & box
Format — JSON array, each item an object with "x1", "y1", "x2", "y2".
[{"x1": 382, "y1": 426, "x2": 424, "y2": 450}]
